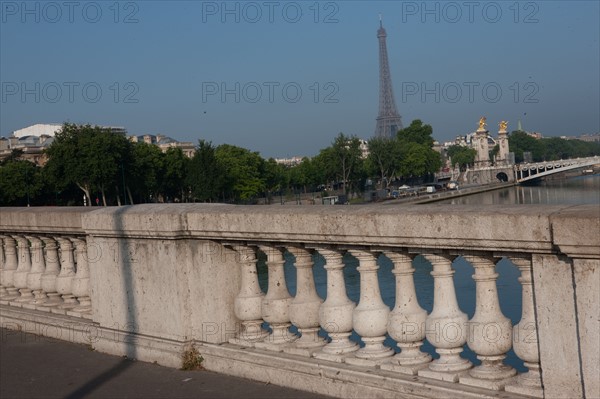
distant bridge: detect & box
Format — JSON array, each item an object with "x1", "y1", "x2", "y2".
[{"x1": 515, "y1": 156, "x2": 600, "y2": 183}]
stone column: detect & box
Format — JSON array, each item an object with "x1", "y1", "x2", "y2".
[
  {"x1": 345, "y1": 249, "x2": 393, "y2": 366},
  {"x1": 474, "y1": 128, "x2": 490, "y2": 168},
  {"x1": 55, "y1": 237, "x2": 78, "y2": 310},
  {"x1": 255, "y1": 245, "x2": 297, "y2": 351},
  {"x1": 0, "y1": 235, "x2": 5, "y2": 296},
  {"x1": 1, "y1": 236, "x2": 20, "y2": 301},
  {"x1": 12, "y1": 235, "x2": 33, "y2": 302},
  {"x1": 419, "y1": 253, "x2": 471, "y2": 382},
  {"x1": 0, "y1": 236, "x2": 14, "y2": 300},
  {"x1": 25, "y1": 236, "x2": 46, "y2": 305},
  {"x1": 70, "y1": 237, "x2": 92, "y2": 314},
  {"x1": 229, "y1": 245, "x2": 269, "y2": 346},
  {"x1": 497, "y1": 128, "x2": 509, "y2": 166},
  {"x1": 313, "y1": 247, "x2": 358, "y2": 362},
  {"x1": 460, "y1": 255, "x2": 515, "y2": 390},
  {"x1": 381, "y1": 251, "x2": 431, "y2": 375},
  {"x1": 284, "y1": 245, "x2": 325, "y2": 356},
  {"x1": 40, "y1": 237, "x2": 62, "y2": 307},
  {"x1": 505, "y1": 255, "x2": 543, "y2": 398}
]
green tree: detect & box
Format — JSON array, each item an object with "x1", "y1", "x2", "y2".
[
  {"x1": 508, "y1": 131, "x2": 544, "y2": 162},
  {"x1": 395, "y1": 120, "x2": 442, "y2": 181},
  {"x1": 262, "y1": 158, "x2": 287, "y2": 203},
  {"x1": 397, "y1": 119, "x2": 435, "y2": 146},
  {"x1": 131, "y1": 142, "x2": 165, "y2": 203},
  {"x1": 0, "y1": 160, "x2": 44, "y2": 206},
  {"x1": 187, "y1": 140, "x2": 223, "y2": 202},
  {"x1": 447, "y1": 145, "x2": 477, "y2": 171},
  {"x1": 162, "y1": 147, "x2": 190, "y2": 202},
  {"x1": 215, "y1": 144, "x2": 265, "y2": 202},
  {"x1": 330, "y1": 133, "x2": 363, "y2": 194},
  {"x1": 44, "y1": 123, "x2": 134, "y2": 206},
  {"x1": 367, "y1": 137, "x2": 402, "y2": 188}
]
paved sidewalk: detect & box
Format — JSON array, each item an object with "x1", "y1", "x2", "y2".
[{"x1": 0, "y1": 329, "x2": 329, "y2": 399}]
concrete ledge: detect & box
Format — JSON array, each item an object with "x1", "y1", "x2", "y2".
[
  {"x1": 75, "y1": 203, "x2": 595, "y2": 254},
  {"x1": 198, "y1": 343, "x2": 530, "y2": 399}
]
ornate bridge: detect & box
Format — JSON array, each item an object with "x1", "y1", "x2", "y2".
[{"x1": 515, "y1": 155, "x2": 600, "y2": 183}]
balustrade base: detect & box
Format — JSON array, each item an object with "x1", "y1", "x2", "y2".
[
  {"x1": 345, "y1": 355, "x2": 391, "y2": 367},
  {"x1": 460, "y1": 375, "x2": 517, "y2": 391},
  {"x1": 14, "y1": 290, "x2": 34, "y2": 303},
  {"x1": 418, "y1": 368, "x2": 470, "y2": 383},
  {"x1": 505, "y1": 382, "x2": 544, "y2": 398},
  {"x1": 283, "y1": 345, "x2": 324, "y2": 358},
  {"x1": 313, "y1": 350, "x2": 356, "y2": 364},
  {"x1": 380, "y1": 360, "x2": 430, "y2": 375},
  {"x1": 254, "y1": 339, "x2": 298, "y2": 352}
]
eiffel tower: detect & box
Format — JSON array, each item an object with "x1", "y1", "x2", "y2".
[{"x1": 375, "y1": 16, "x2": 403, "y2": 139}]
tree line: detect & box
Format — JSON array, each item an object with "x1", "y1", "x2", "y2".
[
  {"x1": 1, "y1": 121, "x2": 442, "y2": 206},
  {"x1": 2, "y1": 122, "x2": 596, "y2": 206}
]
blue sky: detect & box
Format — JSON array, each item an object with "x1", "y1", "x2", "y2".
[{"x1": 1, "y1": 1, "x2": 599, "y2": 158}]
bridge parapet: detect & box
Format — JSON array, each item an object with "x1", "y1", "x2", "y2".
[
  {"x1": 1, "y1": 205, "x2": 598, "y2": 398},
  {"x1": 515, "y1": 155, "x2": 600, "y2": 182}
]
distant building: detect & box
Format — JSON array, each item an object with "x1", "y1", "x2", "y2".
[
  {"x1": 274, "y1": 156, "x2": 303, "y2": 167},
  {"x1": 527, "y1": 132, "x2": 543, "y2": 139},
  {"x1": 1, "y1": 123, "x2": 128, "y2": 166},
  {"x1": 561, "y1": 133, "x2": 600, "y2": 143},
  {"x1": 12, "y1": 123, "x2": 62, "y2": 138},
  {"x1": 130, "y1": 134, "x2": 195, "y2": 158}
]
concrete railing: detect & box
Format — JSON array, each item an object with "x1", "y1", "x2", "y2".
[{"x1": 1, "y1": 205, "x2": 598, "y2": 399}]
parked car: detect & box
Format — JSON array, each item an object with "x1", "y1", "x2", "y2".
[{"x1": 447, "y1": 181, "x2": 459, "y2": 190}]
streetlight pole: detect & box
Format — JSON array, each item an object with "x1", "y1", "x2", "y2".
[{"x1": 121, "y1": 161, "x2": 127, "y2": 205}]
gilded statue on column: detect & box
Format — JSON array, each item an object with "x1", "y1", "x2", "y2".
[{"x1": 478, "y1": 116, "x2": 487, "y2": 130}]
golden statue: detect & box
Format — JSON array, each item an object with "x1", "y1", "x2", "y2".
[
  {"x1": 499, "y1": 120, "x2": 508, "y2": 131},
  {"x1": 478, "y1": 116, "x2": 487, "y2": 130}
]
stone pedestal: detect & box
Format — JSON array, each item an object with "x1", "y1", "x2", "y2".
[
  {"x1": 505, "y1": 256, "x2": 543, "y2": 397},
  {"x1": 254, "y1": 245, "x2": 297, "y2": 351},
  {"x1": 284, "y1": 246, "x2": 325, "y2": 357},
  {"x1": 40, "y1": 237, "x2": 62, "y2": 308},
  {"x1": 460, "y1": 255, "x2": 515, "y2": 390},
  {"x1": 229, "y1": 245, "x2": 269, "y2": 346},
  {"x1": 0, "y1": 236, "x2": 19, "y2": 301},
  {"x1": 313, "y1": 247, "x2": 358, "y2": 363},
  {"x1": 381, "y1": 251, "x2": 431, "y2": 375},
  {"x1": 419, "y1": 253, "x2": 471, "y2": 382},
  {"x1": 25, "y1": 236, "x2": 47, "y2": 305},
  {"x1": 345, "y1": 249, "x2": 393, "y2": 367},
  {"x1": 12, "y1": 236, "x2": 33, "y2": 303}
]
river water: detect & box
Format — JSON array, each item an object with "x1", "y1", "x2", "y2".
[{"x1": 257, "y1": 175, "x2": 600, "y2": 372}]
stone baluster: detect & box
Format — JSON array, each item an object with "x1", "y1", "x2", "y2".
[
  {"x1": 70, "y1": 237, "x2": 92, "y2": 314},
  {"x1": 255, "y1": 245, "x2": 298, "y2": 351},
  {"x1": 12, "y1": 236, "x2": 33, "y2": 302},
  {"x1": 313, "y1": 247, "x2": 359, "y2": 362},
  {"x1": 1, "y1": 236, "x2": 20, "y2": 301},
  {"x1": 419, "y1": 253, "x2": 471, "y2": 382},
  {"x1": 40, "y1": 237, "x2": 62, "y2": 307},
  {"x1": 0, "y1": 235, "x2": 7, "y2": 297},
  {"x1": 381, "y1": 251, "x2": 432, "y2": 374},
  {"x1": 460, "y1": 254, "x2": 516, "y2": 390},
  {"x1": 505, "y1": 255, "x2": 543, "y2": 398},
  {"x1": 25, "y1": 236, "x2": 47, "y2": 305},
  {"x1": 284, "y1": 245, "x2": 325, "y2": 356},
  {"x1": 55, "y1": 237, "x2": 78, "y2": 310},
  {"x1": 229, "y1": 245, "x2": 269, "y2": 346},
  {"x1": 345, "y1": 249, "x2": 393, "y2": 366}
]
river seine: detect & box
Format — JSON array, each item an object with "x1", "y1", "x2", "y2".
[{"x1": 258, "y1": 175, "x2": 599, "y2": 372}]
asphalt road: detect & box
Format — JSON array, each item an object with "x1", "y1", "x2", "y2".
[{"x1": 0, "y1": 328, "x2": 329, "y2": 399}]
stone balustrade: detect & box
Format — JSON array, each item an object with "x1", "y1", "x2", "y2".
[{"x1": 1, "y1": 204, "x2": 598, "y2": 399}]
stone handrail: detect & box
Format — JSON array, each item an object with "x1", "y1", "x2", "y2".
[{"x1": 1, "y1": 204, "x2": 598, "y2": 399}]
